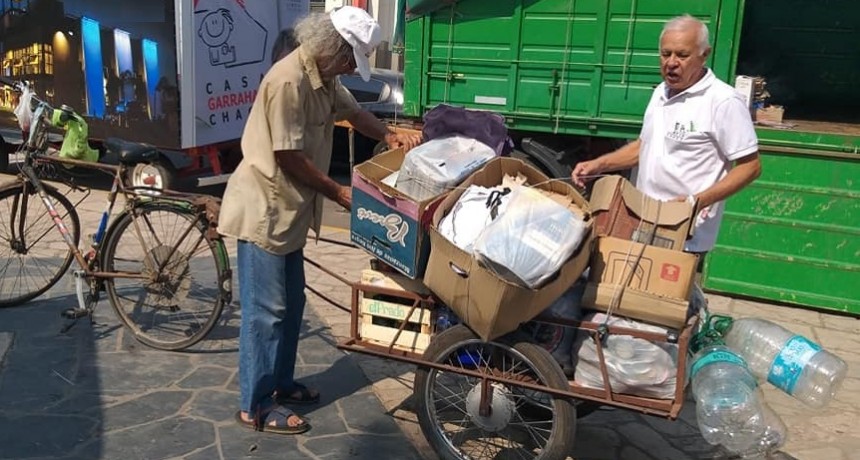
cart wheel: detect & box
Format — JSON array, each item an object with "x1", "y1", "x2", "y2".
[{"x1": 414, "y1": 325, "x2": 576, "y2": 460}]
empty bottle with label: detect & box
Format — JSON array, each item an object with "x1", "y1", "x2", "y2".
[
  {"x1": 722, "y1": 318, "x2": 847, "y2": 408},
  {"x1": 690, "y1": 345, "x2": 766, "y2": 454}
]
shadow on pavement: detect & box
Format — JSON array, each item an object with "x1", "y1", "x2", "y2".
[{"x1": 0, "y1": 294, "x2": 104, "y2": 460}]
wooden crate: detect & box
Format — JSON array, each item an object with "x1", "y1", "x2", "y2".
[{"x1": 358, "y1": 269, "x2": 435, "y2": 354}]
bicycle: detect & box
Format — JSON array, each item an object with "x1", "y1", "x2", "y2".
[{"x1": 0, "y1": 77, "x2": 232, "y2": 351}]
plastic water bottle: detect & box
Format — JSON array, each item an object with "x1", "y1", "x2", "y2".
[
  {"x1": 690, "y1": 345, "x2": 766, "y2": 453},
  {"x1": 737, "y1": 405, "x2": 787, "y2": 459},
  {"x1": 723, "y1": 318, "x2": 847, "y2": 408}
]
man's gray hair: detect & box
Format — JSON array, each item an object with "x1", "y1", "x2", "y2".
[
  {"x1": 660, "y1": 15, "x2": 711, "y2": 55},
  {"x1": 294, "y1": 12, "x2": 352, "y2": 62}
]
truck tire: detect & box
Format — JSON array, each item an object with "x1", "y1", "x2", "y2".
[
  {"x1": 131, "y1": 160, "x2": 175, "y2": 193},
  {"x1": 512, "y1": 149, "x2": 550, "y2": 175}
]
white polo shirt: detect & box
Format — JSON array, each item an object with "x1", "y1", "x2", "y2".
[{"x1": 637, "y1": 69, "x2": 758, "y2": 252}]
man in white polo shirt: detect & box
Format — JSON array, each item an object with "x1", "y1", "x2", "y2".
[{"x1": 572, "y1": 14, "x2": 762, "y2": 254}]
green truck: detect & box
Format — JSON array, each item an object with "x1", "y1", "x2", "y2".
[{"x1": 399, "y1": 0, "x2": 860, "y2": 314}]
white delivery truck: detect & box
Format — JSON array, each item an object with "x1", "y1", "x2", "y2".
[{"x1": 0, "y1": 0, "x2": 309, "y2": 188}]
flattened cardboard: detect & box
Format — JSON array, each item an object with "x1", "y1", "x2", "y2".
[
  {"x1": 360, "y1": 269, "x2": 431, "y2": 295},
  {"x1": 590, "y1": 237, "x2": 698, "y2": 300},
  {"x1": 350, "y1": 148, "x2": 443, "y2": 278},
  {"x1": 582, "y1": 284, "x2": 689, "y2": 330},
  {"x1": 589, "y1": 176, "x2": 694, "y2": 251},
  {"x1": 424, "y1": 157, "x2": 594, "y2": 341}
]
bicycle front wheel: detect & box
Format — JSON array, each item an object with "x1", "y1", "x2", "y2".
[
  {"x1": 102, "y1": 202, "x2": 227, "y2": 350},
  {"x1": 0, "y1": 182, "x2": 80, "y2": 307}
]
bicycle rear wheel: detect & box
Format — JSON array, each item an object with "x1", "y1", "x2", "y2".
[
  {"x1": 0, "y1": 182, "x2": 80, "y2": 307},
  {"x1": 101, "y1": 201, "x2": 227, "y2": 350}
]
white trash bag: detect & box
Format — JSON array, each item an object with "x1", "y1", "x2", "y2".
[
  {"x1": 473, "y1": 185, "x2": 588, "y2": 288},
  {"x1": 13, "y1": 83, "x2": 34, "y2": 132}
]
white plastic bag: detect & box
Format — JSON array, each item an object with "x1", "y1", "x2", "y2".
[
  {"x1": 438, "y1": 184, "x2": 513, "y2": 252},
  {"x1": 13, "y1": 84, "x2": 33, "y2": 132},
  {"x1": 473, "y1": 185, "x2": 588, "y2": 288},
  {"x1": 395, "y1": 135, "x2": 496, "y2": 201},
  {"x1": 572, "y1": 312, "x2": 679, "y2": 399}
]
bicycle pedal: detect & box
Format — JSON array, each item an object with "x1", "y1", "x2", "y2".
[{"x1": 61, "y1": 308, "x2": 90, "y2": 320}]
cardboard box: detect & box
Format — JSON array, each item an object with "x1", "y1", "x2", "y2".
[
  {"x1": 350, "y1": 148, "x2": 444, "y2": 278},
  {"x1": 590, "y1": 236, "x2": 698, "y2": 299},
  {"x1": 756, "y1": 105, "x2": 785, "y2": 124},
  {"x1": 424, "y1": 158, "x2": 594, "y2": 341},
  {"x1": 581, "y1": 284, "x2": 690, "y2": 329},
  {"x1": 589, "y1": 176, "x2": 694, "y2": 251},
  {"x1": 582, "y1": 236, "x2": 699, "y2": 328},
  {"x1": 360, "y1": 268, "x2": 431, "y2": 296}
]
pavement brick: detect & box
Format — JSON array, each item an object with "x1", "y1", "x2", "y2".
[
  {"x1": 99, "y1": 416, "x2": 215, "y2": 460},
  {"x1": 177, "y1": 366, "x2": 235, "y2": 389},
  {"x1": 101, "y1": 390, "x2": 192, "y2": 432},
  {"x1": 0, "y1": 413, "x2": 99, "y2": 459},
  {"x1": 187, "y1": 389, "x2": 238, "y2": 423}
]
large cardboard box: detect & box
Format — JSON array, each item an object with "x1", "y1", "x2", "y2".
[
  {"x1": 350, "y1": 148, "x2": 442, "y2": 278},
  {"x1": 755, "y1": 105, "x2": 785, "y2": 124},
  {"x1": 589, "y1": 176, "x2": 694, "y2": 251},
  {"x1": 582, "y1": 236, "x2": 699, "y2": 329},
  {"x1": 424, "y1": 158, "x2": 594, "y2": 341}
]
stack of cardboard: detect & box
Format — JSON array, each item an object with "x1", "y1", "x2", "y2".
[
  {"x1": 735, "y1": 75, "x2": 785, "y2": 124},
  {"x1": 581, "y1": 176, "x2": 698, "y2": 329}
]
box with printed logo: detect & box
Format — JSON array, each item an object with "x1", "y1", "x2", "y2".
[
  {"x1": 350, "y1": 148, "x2": 444, "y2": 279},
  {"x1": 582, "y1": 236, "x2": 698, "y2": 328}
]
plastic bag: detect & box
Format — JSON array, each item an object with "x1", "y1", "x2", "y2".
[
  {"x1": 438, "y1": 184, "x2": 513, "y2": 252},
  {"x1": 394, "y1": 135, "x2": 496, "y2": 201},
  {"x1": 572, "y1": 312, "x2": 679, "y2": 399},
  {"x1": 473, "y1": 185, "x2": 588, "y2": 288},
  {"x1": 13, "y1": 84, "x2": 33, "y2": 132}
]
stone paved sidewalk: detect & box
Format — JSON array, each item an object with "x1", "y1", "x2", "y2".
[{"x1": 0, "y1": 176, "x2": 421, "y2": 460}]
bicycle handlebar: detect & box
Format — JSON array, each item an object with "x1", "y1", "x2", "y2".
[{"x1": 0, "y1": 76, "x2": 19, "y2": 89}]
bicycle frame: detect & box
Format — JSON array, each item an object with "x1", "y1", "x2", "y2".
[
  {"x1": 2, "y1": 76, "x2": 231, "y2": 349},
  {"x1": 14, "y1": 102, "x2": 206, "y2": 283}
]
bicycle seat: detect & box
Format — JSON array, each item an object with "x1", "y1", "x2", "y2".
[{"x1": 104, "y1": 137, "x2": 159, "y2": 163}]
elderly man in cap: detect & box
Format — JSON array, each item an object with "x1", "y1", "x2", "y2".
[{"x1": 220, "y1": 6, "x2": 421, "y2": 434}]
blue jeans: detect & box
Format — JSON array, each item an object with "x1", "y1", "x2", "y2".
[{"x1": 237, "y1": 240, "x2": 306, "y2": 414}]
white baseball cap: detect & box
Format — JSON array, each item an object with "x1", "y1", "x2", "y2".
[{"x1": 330, "y1": 6, "x2": 382, "y2": 82}]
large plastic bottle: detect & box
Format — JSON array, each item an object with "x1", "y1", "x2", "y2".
[
  {"x1": 723, "y1": 318, "x2": 847, "y2": 408},
  {"x1": 690, "y1": 345, "x2": 767, "y2": 453}
]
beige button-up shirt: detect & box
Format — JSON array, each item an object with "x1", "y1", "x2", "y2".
[{"x1": 218, "y1": 46, "x2": 361, "y2": 255}]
